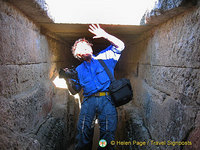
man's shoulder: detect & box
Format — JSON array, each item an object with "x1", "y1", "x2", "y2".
[
  {"x1": 96, "y1": 45, "x2": 121, "y2": 56},
  {"x1": 95, "y1": 45, "x2": 121, "y2": 60}
]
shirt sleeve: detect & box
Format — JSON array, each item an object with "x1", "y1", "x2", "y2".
[
  {"x1": 68, "y1": 78, "x2": 82, "y2": 93},
  {"x1": 96, "y1": 45, "x2": 122, "y2": 62},
  {"x1": 110, "y1": 44, "x2": 124, "y2": 54}
]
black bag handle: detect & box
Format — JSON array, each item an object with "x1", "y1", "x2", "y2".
[{"x1": 98, "y1": 59, "x2": 115, "y2": 82}]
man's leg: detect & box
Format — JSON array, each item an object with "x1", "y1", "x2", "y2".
[
  {"x1": 97, "y1": 96, "x2": 118, "y2": 150},
  {"x1": 75, "y1": 97, "x2": 96, "y2": 150}
]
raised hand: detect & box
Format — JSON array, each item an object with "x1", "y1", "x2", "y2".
[
  {"x1": 88, "y1": 24, "x2": 125, "y2": 51},
  {"x1": 88, "y1": 24, "x2": 107, "y2": 39}
]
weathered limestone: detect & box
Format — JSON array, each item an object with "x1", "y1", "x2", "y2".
[
  {"x1": 5, "y1": 0, "x2": 54, "y2": 23},
  {"x1": 1, "y1": 0, "x2": 199, "y2": 150},
  {"x1": 0, "y1": 0, "x2": 79, "y2": 149},
  {"x1": 119, "y1": 2, "x2": 200, "y2": 150},
  {"x1": 141, "y1": 0, "x2": 198, "y2": 25}
]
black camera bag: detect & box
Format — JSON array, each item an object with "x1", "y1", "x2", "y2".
[{"x1": 98, "y1": 60, "x2": 133, "y2": 107}]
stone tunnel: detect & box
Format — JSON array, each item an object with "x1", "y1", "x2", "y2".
[{"x1": 0, "y1": 0, "x2": 200, "y2": 149}]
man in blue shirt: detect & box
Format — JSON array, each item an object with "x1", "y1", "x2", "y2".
[{"x1": 67, "y1": 24, "x2": 125, "y2": 150}]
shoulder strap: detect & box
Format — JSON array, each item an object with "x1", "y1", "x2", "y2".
[{"x1": 98, "y1": 59, "x2": 115, "y2": 82}]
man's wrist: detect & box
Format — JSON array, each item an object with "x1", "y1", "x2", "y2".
[{"x1": 102, "y1": 32, "x2": 110, "y2": 40}]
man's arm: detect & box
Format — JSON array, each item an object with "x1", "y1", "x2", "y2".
[
  {"x1": 67, "y1": 78, "x2": 81, "y2": 94},
  {"x1": 59, "y1": 68, "x2": 82, "y2": 94},
  {"x1": 88, "y1": 24, "x2": 125, "y2": 51}
]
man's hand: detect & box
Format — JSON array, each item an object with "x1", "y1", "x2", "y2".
[
  {"x1": 88, "y1": 24, "x2": 108, "y2": 39},
  {"x1": 59, "y1": 68, "x2": 78, "y2": 80},
  {"x1": 88, "y1": 24, "x2": 125, "y2": 51}
]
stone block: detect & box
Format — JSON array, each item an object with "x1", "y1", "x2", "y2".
[
  {"x1": 0, "y1": 127, "x2": 40, "y2": 150},
  {"x1": 7, "y1": 0, "x2": 54, "y2": 23},
  {"x1": 184, "y1": 126, "x2": 200, "y2": 150},
  {"x1": 36, "y1": 117, "x2": 65, "y2": 150},
  {"x1": 0, "y1": 65, "x2": 18, "y2": 97},
  {"x1": 47, "y1": 36, "x2": 70, "y2": 63},
  {"x1": 0, "y1": 63, "x2": 50, "y2": 98},
  {"x1": 0, "y1": 80, "x2": 53, "y2": 133},
  {"x1": 0, "y1": 1, "x2": 79, "y2": 149},
  {"x1": 139, "y1": 82, "x2": 197, "y2": 148},
  {"x1": 0, "y1": 24, "x2": 49, "y2": 65},
  {"x1": 150, "y1": 7, "x2": 200, "y2": 68},
  {"x1": 139, "y1": 64, "x2": 200, "y2": 105},
  {"x1": 126, "y1": 63, "x2": 199, "y2": 149},
  {"x1": 195, "y1": 112, "x2": 200, "y2": 127},
  {"x1": 0, "y1": 1, "x2": 50, "y2": 65},
  {"x1": 141, "y1": 0, "x2": 198, "y2": 25},
  {"x1": 17, "y1": 63, "x2": 50, "y2": 93}
]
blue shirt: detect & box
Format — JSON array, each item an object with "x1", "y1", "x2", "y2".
[{"x1": 73, "y1": 45, "x2": 123, "y2": 97}]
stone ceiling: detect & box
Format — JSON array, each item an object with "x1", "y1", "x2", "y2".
[
  {"x1": 5, "y1": 0, "x2": 153, "y2": 44},
  {"x1": 6, "y1": 0, "x2": 198, "y2": 44},
  {"x1": 40, "y1": 23, "x2": 153, "y2": 44}
]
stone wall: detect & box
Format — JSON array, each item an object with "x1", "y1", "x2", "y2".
[
  {"x1": 0, "y1": 0, "x2": 79, "y2": 149},
  {"x1": 118, "y1": 5, "x2": 200, "y2": 150},
  {"x1": 1, "y1": 0, "x2": 200, "y2": 150}
]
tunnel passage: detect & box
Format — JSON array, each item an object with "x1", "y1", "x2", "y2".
[{"x1": 0, "y1": 0, "x2": 200, "y2": 150}]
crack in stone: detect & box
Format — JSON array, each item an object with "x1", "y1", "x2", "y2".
[
  {"x1": 143, "y1": 79, "x2": 171, "y2": 102},
  {"x1": 180, "y1": 110, "x2": 199, "y2": 149},
  {"x1": 142, "y1": 118, "x2": 153, "y2": 140},
  {"x1": 23, "y1": 113, "x2": 52, "y2": 136},
  {"x1": 139, "y1": 63, "x2": 200, "y2": 69},
  {"x1": 35, "y1": 114, "x2": 52, "y2": 135},
  {"x1": 0, "y1": 60, "x2": 66, "y2": 66},
  {"x1": 1, "y1": 62, "x2": 48, "y2": 66}
]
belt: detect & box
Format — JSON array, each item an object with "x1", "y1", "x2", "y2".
[{"x1": 91, "y1": 92, "x2": 110, "y2": 97}]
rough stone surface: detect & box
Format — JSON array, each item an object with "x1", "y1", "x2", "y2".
[
  {"x1": 5, "y1": 0, "x2": 54, "y2": 23},
  {"x1": 1, "y1": 0, "x2": 200, "y2": 150},
  {"x1": 182, "y1": 111, "x2": 200, "y2": 150},
  {"x1": 0, "y1": 1, "x2": 79, "y2": 149},
  {"x1": 141, "y1": 0, "x2": 198, "y2": 25},
  {"x1": 118, "y1": 5, "x2": 200, "y2": 150}
]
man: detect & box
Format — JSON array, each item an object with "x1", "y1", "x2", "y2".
[{"x1": 66, "y1": 24, "x2": 125, "y2": 150}]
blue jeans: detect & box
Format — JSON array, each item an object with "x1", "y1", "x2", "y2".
[{"x1": 75, "y1": 95, "x2": 118, "y2": 150}]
